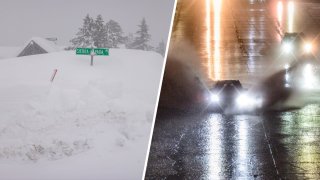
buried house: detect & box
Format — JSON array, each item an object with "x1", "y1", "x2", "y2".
[{"x1": 17, "y1": 37, "x2": 60, "y2": 57}]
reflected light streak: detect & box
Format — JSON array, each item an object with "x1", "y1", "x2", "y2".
[
  {"x1": 208, "y1": 115, "x2": 222, "y2": 179},
  {"x1": 248, "y1": 18, "x2": 255, "y2": 70},
  {"x1": 288, "y1": 1, "x2": 294, "y2": 32},
  {"x1": 301, "y1": 134, "x2": 316, "y2": 162},
  {"x1": 302, "y1": 64, "x2": 316, "y2": 89},
  {"x1": 282, "y1": 107, "x2": 319, "y2": 178},
  {"x1": 299, "y1": 106, "x2": 318, "y2": 172},
  {"x1": 213, "y1": 0, "x2": 222, "y2": 80},
  {"x1": 206, "y1": 0, "x2": 213, "y2": 80},
  {"x1": 276, "y1": 1, "x2": 283, "y2": 42},
  {"x1": 237, "y1": 118, "x2": 248, "y2": 174},
  {"x1": 277, "y1": 1, "x2": 283, "y2": 25}
]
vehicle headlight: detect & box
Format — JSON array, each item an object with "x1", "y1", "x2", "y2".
[
  {"x1": 236, "y1": 93, "x2": 262, "y2": 108},
  {"x1": 282, "y1": 42, "x2": 293, "y2": 53},
  {"x1": 236, "y1": 94, "x2": 248, "y2": 106},
  {"x1": 210, "y1": 94, "x2": 220, "y2": 103},
  {"x1": 304, "y1": 42, "x2": 312, "y2": 53},
  {"x1": 284, "y1": 64, "x2": 290, "y2": 70}
]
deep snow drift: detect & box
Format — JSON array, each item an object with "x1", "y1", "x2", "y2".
[{"x1": 0, "y1": 49, "x2": 163, "y2": 180}]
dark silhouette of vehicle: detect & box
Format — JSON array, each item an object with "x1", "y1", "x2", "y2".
[
  {"x1": 208, "y1": 80, "x2": 262, "y2": 113},
  {"x1": 281, "y1": 32, "x2": 312, "y2": 56}
]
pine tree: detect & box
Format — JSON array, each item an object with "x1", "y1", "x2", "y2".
[
  {"x1": 92, "y1": 14, "x2": 107, "y2": 48},
  {"x1": 70, "y1": 14, "x2": 95, "y2": 48},
  {"x1": 131, "y1": 18, "x2": 152, "y2": 50},
  {"x1": 125, "y1": 33, "x2": 135, "y2": 49},
  {"x1": 155, "y1": 40, "x2": 166, "y2": 56},
  {"x1": 105, "y1": 20, "x2": 124, "y2": 48}
]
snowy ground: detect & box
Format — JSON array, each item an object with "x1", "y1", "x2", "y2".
[{"x1": 0, "y1": 50, "x2": 163, "y2": 180}]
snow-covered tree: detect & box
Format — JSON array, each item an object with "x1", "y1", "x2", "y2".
[
  {"x1": 130, "y1": 18, "x2": 153, "y2": 50},
  {"x1": 125, "y1": 33, "x2": 135, "y2": 49},
  {"x1": 105, "y1": 20, "x2": 124, "y2": 48},
  {"x1": 92, "y1": 14, "x2": 107, "y2": 48},
  {"x1": 155, "y1": 40, "x2": 166, "y2": 56},
  {"x1": 70, "y1": 14, "x2": 95, "y2": 48}
]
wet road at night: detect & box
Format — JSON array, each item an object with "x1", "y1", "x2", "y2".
[
  {"x1": 147, "y1": 107, "x2": 320, "y2": 179},
  {"x1": 146, "y1": 0, "x2": 320, "y2": 179}
]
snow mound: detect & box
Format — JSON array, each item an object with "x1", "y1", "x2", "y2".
[{"x1": 0, "y1": 49, "x2": 163, "y2": 179}]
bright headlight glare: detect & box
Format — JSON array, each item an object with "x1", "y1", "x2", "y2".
[
  {"x1": 236, "y1": 94, "x2": 248, "y2": 106},
  {"x1": 302, "y1": 64, "x2": 316, "y2": 89},
  {"x1": 236, "y1": 93, "x2": 255, "y2": 107},
  {"x1": 304, "y1": 42, "x2": 312, "y2": 53},
  {"x1": 284, "y1": 64, "x2": 290, "y2": 70},
  {"x1": 236, "y1": 93, "x2": 262, "y2": 108},
  {"x1": 303, "y1": 64, "x2": 313, "y2": 77},
  {"x1": 285, "y1": 73, "x2": 289, "y2": 82},
  {"x1": 211, "y1": 94, "x2": 220, "y2": 103},
  {"x1": 282, "y1": 42, "x2": 292, "y2": 53}
]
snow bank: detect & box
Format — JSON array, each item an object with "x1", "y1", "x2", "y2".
[{"x1": 0, "y1": 49, "x2": 163, "y2": 180}]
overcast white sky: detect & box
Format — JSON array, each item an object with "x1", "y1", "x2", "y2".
[{"x1": 0, "y1": 0, "x2": 175, "y2": 47}]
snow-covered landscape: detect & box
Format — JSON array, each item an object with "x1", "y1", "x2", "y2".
[
  {"x1": 0, "y1": 46, "x2": 20, "y2": 59},
  {"x1": 0, "y1": 49, "x2": 163, "y2": 179},
  {"x1": 0, "y1": 0, "x2": 174, "y2": 178}
]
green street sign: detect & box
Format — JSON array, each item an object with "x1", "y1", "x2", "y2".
[
  {"x1": 76, "y1": 48, "x2": 91, "y2": 55},
  {"x1": 76, "y1": 48, "x2": 109, "y2": 56},
  {"x1": 94, "y1": 48, "x2": 109, "y2": 56}
]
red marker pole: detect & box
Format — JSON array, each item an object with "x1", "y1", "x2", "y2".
[{"x1": 51, "y1": 69, "x2": 58, "y2": 82}]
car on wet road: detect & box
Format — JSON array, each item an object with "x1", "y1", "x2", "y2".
[
  {"x1": 208, "y1": 80, "x2": 262, "y2": 113},
  {"x1": 281, "y1": 32, "x2": 313, "y2": 56},
  {"x1": 146, "y1": 0, "x2": 320, "y2": 179}
]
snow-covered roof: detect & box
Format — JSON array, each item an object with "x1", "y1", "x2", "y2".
[{"x1": 18, "y1": 37, "x2": 61, "y2": 55}]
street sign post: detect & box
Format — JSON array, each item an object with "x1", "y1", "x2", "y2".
[
  {"x1": 76, "y1": 48, "x2": 91, "y2": 55},
  {"x1": 76, "y1": 48, "x2": 109, "y2": 66},
  {"x1": 90, "y1": 49, "x2": 95, "y2": 66},
  {"x1": 93, "y1": 48, "x2": 109, "y2": 56}
]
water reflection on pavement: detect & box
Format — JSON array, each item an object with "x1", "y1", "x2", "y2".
[
  {"x1": 146, "y1": 105, "x2": 320, "y2": 179},
  {"x1": 145, "y1": 0, "x2": 320, "y2": 179}
]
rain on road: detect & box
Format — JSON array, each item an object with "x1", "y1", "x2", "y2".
[{"x1": 146, "y1": 0, "x2": 320, "y2": 179}]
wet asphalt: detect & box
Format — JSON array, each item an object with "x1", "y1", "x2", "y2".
[
  {"x1": 147, "y1": 106, "x2": 320, "y2": 179},
  {"x1": 145, "y1": 0, "x2": 320, "y2": 179}
]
